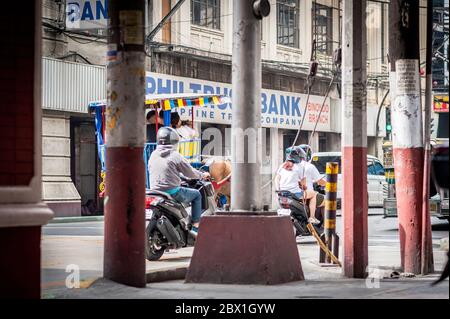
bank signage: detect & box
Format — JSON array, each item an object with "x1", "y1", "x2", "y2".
[
  {"x1": 146, "y1": 72, "x2": 332, "y2": 131},
  {"x1": 66, "y1": 0, "x2": 108, "y2": 30}
]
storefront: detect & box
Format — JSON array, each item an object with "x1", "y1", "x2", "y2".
[{"x1": 42, "y1": 58, "x2": 386, "y2": 216}]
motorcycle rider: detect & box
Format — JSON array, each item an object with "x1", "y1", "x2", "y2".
[
  {"x1": 297, "y1": 144, "x2": 327, "y2": 192},
  {"x1": 275, "y1": 147, "x2": 321, "y2": 224},
  {"x1": 148, "y1": 126, "x2": 210, "y2": 235}
]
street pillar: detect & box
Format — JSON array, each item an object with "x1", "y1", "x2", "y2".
[
  {"x1": 230, "y1": 0, "x2": 263, "y2": 210},
  {"x1": 341, "y1": 0, "x2": 368, "y2": 278},
  {"x1": 421, "y1": 0, "x2": 434, "y2": 275},
  {"x1": 103, "y1": 0, "x2": 146, "y2": 287},
  {"x1": 389, "y1": 0, "x2": 423, "y2": 275},
  {"x1": 0, "y1": 0, "x2": 54, "y2": 298},
  {"x1": 185, "y1": 0, "x2": 304, "y2": 285}
]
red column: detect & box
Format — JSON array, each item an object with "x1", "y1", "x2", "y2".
[
  {"x1": 389, "y1": 0, "x2": 423, "y2": 274},
  {"x1": 0, "y1": 0, "x2": 53, "y2": 298},
  {"x1": 341, "y1": 0, "x2": 368, "y2": 278},
  {"x1": 103, "y1": 0, "x2": 146, "y2": 287}
]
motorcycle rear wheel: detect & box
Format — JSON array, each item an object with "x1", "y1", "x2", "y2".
[{"x1": 145, "y1": 227, "x2": 166, "y2": 261}]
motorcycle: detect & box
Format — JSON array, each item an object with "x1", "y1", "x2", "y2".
[
  {"x1": 276, "y1": 191, "x2": 324, "y2": 237},
  {"x1": 145, "y1": 177, "x2": 216, "y2": 261}
]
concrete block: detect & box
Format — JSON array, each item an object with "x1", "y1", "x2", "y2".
[
  {"x1": 42, "y1": 157, "x2": 71, "y2": 176},
  {"x1": 186, "y1": 214, "x2": 304, "y2": 285},
  {"x1": 43, "y1": 136, "x2": 71, "y2": 157},
  {"x1": 42, "y1": 117, "x2": 70, "y2": 137},
  {"x1": 43, "y1": 182, "x2": 81, "y2": 201}
]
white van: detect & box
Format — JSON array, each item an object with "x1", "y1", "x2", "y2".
[{"x1": 310, "y1": 152, "x2": 387, "y2": 207}]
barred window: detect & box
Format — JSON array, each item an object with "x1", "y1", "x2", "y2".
[
  {"x1": 277, "y1": 0, "x2": 300, "y2": 48},
  {"x1": 191, "y1": 0, "x2": 221, "y2": 30},
  {"x1": 314, "y1": 3, "x2": 333, "y2": 55}
]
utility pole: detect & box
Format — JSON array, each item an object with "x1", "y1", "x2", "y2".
[
  {"x1": 186, "y1": 0, "x2": 304, "y2": 285},
  {"x1": 341, "y1": 0, "x2": 368, "y2": 279},
  {"x1": 230, "y1": 0, "x2": 264, "y2": 210},
  {"x1": 104, "y1": 0, "x2": 146, "y2": 287},
  {"x1": 421, "y1": 0, "x2": 435, "y2": 275},
  {"x1": 389, "y1": 0, "x2": 423, "y2": 275}
]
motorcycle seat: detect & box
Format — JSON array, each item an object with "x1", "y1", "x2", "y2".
[
  {"x1": 148, "y1": 190, "x2": 192, "y2": 209},
  {"x1": 277, "y1": 191, "x2": 303, "y2": 202},
  {"x1": 147, "y1": 190, "x2": 174, "y2": 201}
]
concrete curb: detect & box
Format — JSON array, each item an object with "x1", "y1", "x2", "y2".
[
  {"x1": 146, "y1": 267, "x2": 188, "y2": 283},
  {"x1": 49, "y1": 216, "x2": 104, "y2": 224},
  {"x1": 336, "y1": 212, "x2": 385, "y2": 217}
]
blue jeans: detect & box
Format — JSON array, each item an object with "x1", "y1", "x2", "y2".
[
  {"x1": 294, "y1": 192, "x2": 304, "y2": 200},
  {"x1": 172, "y1": 187, "x2": 202, "y2": 223}
]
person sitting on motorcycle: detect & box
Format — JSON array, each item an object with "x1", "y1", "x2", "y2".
[
  {"x1": 285, "y1": 146, "x2": 325, "y2": 224},
  {"x1": 148, "y1": 127, "x2": 210, "y2": 235},
  {"x1": 297, "y1": 144, "x2": 326, "y2": 205},
  {"x1": 275, "y1": 148, "x2": 321, "y2": 224}
]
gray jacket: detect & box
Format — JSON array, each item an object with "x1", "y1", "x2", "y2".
[{"x1": 148, "y1": 145, "x2": 203, "y2": 191}]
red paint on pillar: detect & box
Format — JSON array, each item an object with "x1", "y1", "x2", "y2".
[
  {"x1": 342, "y1": 146, "x2": 368, "y2": 278},
  {"x1": 393, "y1": 147, "x2": 424, "y2": 274},
  {"x1": 104, "y1": 147, "x2": 146, "y2": 287},
  {"x1": 0, "y1": 0, "x2": 36, "y2": 186},
  {"x1": 0, "y1": 227, "x2": 41, "y2": 299}
]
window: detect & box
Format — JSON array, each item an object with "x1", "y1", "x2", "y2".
[
  {"x1": 191, "y1": 0, "x2": 220, "y2": 30},
  {"x1": 314, "y1": 3, "x2": 333, "y2": 55},
  {"x1": 277, "y1": 0, "x2": 300, "y2": 48},
  {"x1": 368, "y1": 160, "x2": 384, "y2": 176},
  {"x1": 374, "y1": 162, "x2": 385, "y2": 176},
  {"x1": 311, "y1": 155, "x2": 342, "y2": 174},
  {"x1": 367, "y1": 160, "x2": 376, "y2": 175}
]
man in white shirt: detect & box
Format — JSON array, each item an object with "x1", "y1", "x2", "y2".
[
  {"x1": 304, "y1": 158, "x2": 326, "y2": 191},
  {"x1": 275, "y1": 160, "x2": 306, "y2": 197}
]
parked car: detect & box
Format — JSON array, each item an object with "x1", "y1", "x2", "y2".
[{"x1": 310, "y1": 152, "x2": 387, "y2": 207}]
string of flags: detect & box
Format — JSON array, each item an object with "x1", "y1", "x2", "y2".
[
  {"x1": 88, "y1": 95, "x2": 229, "y2": 112},
  {"x1": 145, "y1": 95, "x2": 228, "y2": 111}
]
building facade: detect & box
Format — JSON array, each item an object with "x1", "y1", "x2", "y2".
[
  {"x1": 42, "y1": 0, "x2": 407, "y2": 216},
  {"x1": 431, "y1": 0, "x2": 449, "y2": 139}
]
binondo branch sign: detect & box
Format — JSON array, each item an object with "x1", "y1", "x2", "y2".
[{"x1": 146, "y1": 72, "x2": 332, "y2": 132}]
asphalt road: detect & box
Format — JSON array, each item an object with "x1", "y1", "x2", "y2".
[{"x1": 42, "y1": 210, "x2": 449, "y2": 245}]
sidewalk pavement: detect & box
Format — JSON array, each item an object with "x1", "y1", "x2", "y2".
[
  {"x1": 41, "y1": 234, "x2": 449, "y2": 299},
  {"x1": 47, "y1": 208, "x2": 386, "y2": 224},
  {"x1": 49, "y1": 216, "x2": 104, "y2": 224}
]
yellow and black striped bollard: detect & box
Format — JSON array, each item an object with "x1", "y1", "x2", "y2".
[{"x1": 319, "y1": 162, "x2": 340, "y2": 264}]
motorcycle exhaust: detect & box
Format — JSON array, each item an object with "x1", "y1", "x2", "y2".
[
  {"x1": 292, "y1": 219, "x2": 307, "y2": 236},
  {"x1": 156, "y1": 216, "x2": 185, "y2": 248}
]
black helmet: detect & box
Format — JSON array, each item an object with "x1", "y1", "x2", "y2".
[{"x1": 156, "y1": 126, "x2": 180, "y2": 145}]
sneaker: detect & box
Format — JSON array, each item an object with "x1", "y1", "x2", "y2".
[
  {"x1": 308, "y1": 217, "x2": 321, "y2": 225},
  {"x1": 189, "y1": 226, "x2": 199, "y2": 238}
]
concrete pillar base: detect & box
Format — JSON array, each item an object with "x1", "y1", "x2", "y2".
[
  {"x1": 0, "y1": 203, "x2": 53, "y2": 298},
  {"x1": 185, "y1": 214, "x2": 304, "y2": 285}
]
